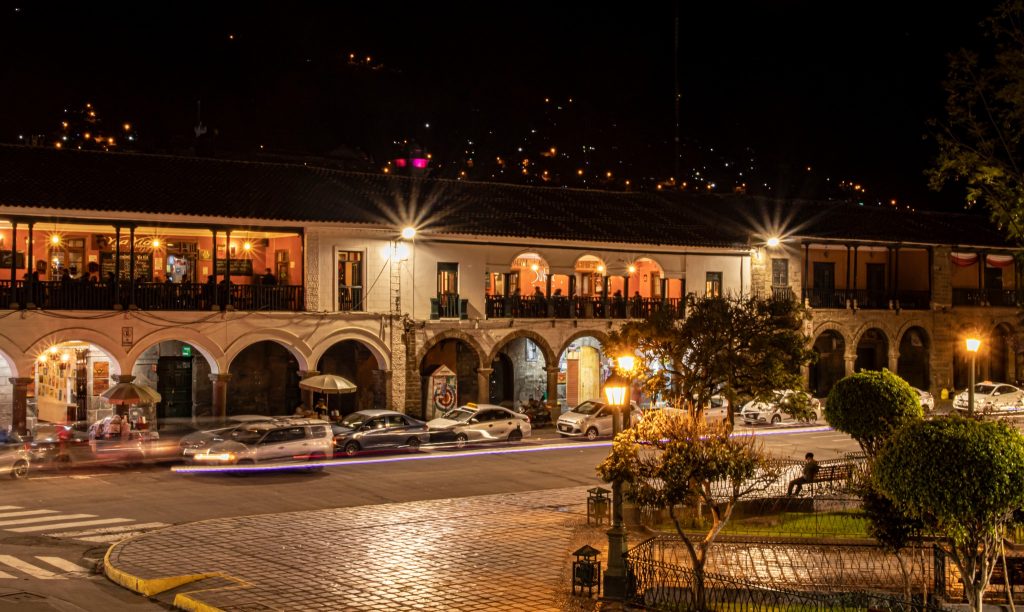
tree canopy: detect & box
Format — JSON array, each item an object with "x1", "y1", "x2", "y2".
[
  {"x1": 607, "y1": 295, "x2": 814, "y2": 422},
  {"x1": 824, "y1": 369, "x2": 922, "y2": 457},
  {"x1": 929, "y1": 0, "x2": 1024, "y2": 242},
  {"x1": 874, "y1": 417, "x2": 1024, "y2": 611}
]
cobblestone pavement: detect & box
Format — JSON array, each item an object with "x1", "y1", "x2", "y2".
[{"x1": 104, "y1": 486, "x2": 638, "y2": 611}]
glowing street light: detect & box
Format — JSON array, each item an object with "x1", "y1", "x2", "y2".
[
  {"x1": 966, "y1": 337, "x2": 981, "y2": 417},
  {"x1": 602, "y1": 370, "x2": 630, "y2": 599},
  {"x1": 766, "y1": 236, "x2": 781, "y2": 248},
  {"x1": 401, "y1": 226, "x2": 416, "y2": 240}
]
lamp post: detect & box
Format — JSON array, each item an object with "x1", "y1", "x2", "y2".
[
  {"x1": 966, "y1": 337, "x2": 981, "y2": 417},
  {"x1": 601, "y1": 353, "x2": 635, "y2": 599},
  {"x1": 602, "y1": 371, "x2": 629, "y2": 599}
]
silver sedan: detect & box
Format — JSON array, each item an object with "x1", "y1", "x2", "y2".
[{"x1": 426, "y1": 403, "x2": 532, "y2": 448}]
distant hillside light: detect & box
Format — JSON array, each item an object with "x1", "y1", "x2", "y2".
[{"x1": 393, "y1": 142, "x2": 430, "y2": 176}]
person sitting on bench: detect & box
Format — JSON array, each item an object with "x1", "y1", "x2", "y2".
[{"x1": 787, "y1": 452, "x2": 819, "y2": 496}]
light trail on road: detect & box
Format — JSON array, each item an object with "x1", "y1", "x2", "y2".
[{"x1": 169, "y1": 424, "x2": 835, "y2": 475}]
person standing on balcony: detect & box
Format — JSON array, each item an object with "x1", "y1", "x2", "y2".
[{"x1": 261, "y1": 267, "x2": 277, "y2": 285}]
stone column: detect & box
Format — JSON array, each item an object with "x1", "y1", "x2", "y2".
[
  {"x1": 889, "y1": 349, "x2": 899, "y2": 374},
  {"x1": 9, "y1": 377, "x2": 30, "y2": 435},
  {"x1": 844, "y1": 353, "x2": 856, "y2": 377},
  {"x1": 545, "y1": 365, "x2": 560, "y2": 417},
  {"x1": 476, "y1": 367, "x2": 493, "y2": 404},
  {"x1": 298, "y1": 370, "x2": 319, "y2": 413},
  {"x1": 209, "y1": 373, "x2": 232, "y2": 423}
]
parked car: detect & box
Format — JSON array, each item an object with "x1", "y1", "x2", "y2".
[
  {"x1": 333, "y1": 409, "x2": 430, "y2": 456},
  {"x1": 191, "y1": 418, "x2": 334, "y2": 466},
  {"x1": 179, "y1": 415, "x2": 276, "y2": 459},
  {"x1": 0, "y1": 430, "x2": 30, "y2": 479},
  {"x1": 426, "y1": 403, "x2": 532, "y2": 448},
  {"x1": 912, "y1": 387, "x2": 935, "y2": 412},
  {"x1": 557, "y1": 400, "x2": 642, "y2": 440},
  {"x1": 29, "y1": 421, "x2": 91, "y2": 468},
  {"x1": 953, "y1": 382, "x2": 1024, "y2": 414},
  {"x1": 740, "y1": 391, "x2": 820, "y2": 426}
]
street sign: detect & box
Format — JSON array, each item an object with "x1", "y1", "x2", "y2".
[{"x1": 182, "y1": 345, "x2": 192, "y2": 357}]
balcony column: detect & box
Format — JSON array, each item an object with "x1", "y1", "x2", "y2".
[
  {"x1": 128, "y1": 225, "x2": 137, "y2": 309},
  {"x1": 978, "y1": 250, "x2": 986, "y2": 305},
  {"x1": 113, "y1": 225, "x2": 122, "y2": 309},
  {"x1": 852, "y1": 246, "x2": 859, "y2": 308},
  {"x1": 9, "y1": 377, "x2": 30, "y2": 435},
  {"x1": 225, "y1": 230, "x2": 234, "y2": 311},
  {"x1": 299, "y1": 370, "x2": 320, "y2": 413},
  {"x1": 211, "y1": 229, "x2": 219, "y2": 310},
  {"x1": 476, "y1": 367, "x2": 492, "y2": 404},
  {"x1": 845, "y1": 245, "x2": 851, "y2": 309},
  {"x1": 7, "y1": 220, "x2": 17, "y2": 309},
  {"x1": 886, "y1": 246, "x2": 893, "y2": 309},
  {"x1": 894, "y1": 245, "x2": 901, "y2": 309},
  {"x1": 209, "y1": 373, "x2": 232, "y2": 424},
  {"x1": 545, "y1": 364, "x2": 560, "y2": 416},
  {"x1": 928, "y1": 246, "x2": 934, "y2": 308},
  {"x1": 802, "y1": 243, "x2": 809, "y2": 305},
  {"x1": 26, "y1": 221, "x2": 35, "y2": 309}
]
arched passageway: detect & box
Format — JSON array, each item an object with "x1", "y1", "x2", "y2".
[
  {"x1": 227, "y1": 341, "x2": 300, "y2": 416},
  {"x1": 558, "y1": 336, "x2": 605, "y2": 411},
  {"x1": 132, "y1": 340, "x2": 214, "y2": 424},
  {"x1": 854, "y1": 328, "x2": 889, "y2": 373},
  {"x1": 810, "y1": 331, "x2": 845, "y2": 397},
  {"x1": 420, "y1": 338, "x2": 481, "y2": 420},
  {"x1": 897, "y1": 327, "x2": 930, "y2": 390},
  {"x1": 317, "y1": 340, "x2": 386, "y2": 418}
]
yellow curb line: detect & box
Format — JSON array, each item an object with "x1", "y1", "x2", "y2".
[{"x1": 103, "y1": 543, "x2": 246, "y2": 609}]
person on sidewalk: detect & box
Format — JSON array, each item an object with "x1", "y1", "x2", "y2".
[{"x1": 787, "y1": 452, "x2": 819, "y2": 496}]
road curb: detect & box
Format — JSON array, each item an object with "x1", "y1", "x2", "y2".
[{"x1": 103, "y1": 542, "x2": 227, "y2": 601}]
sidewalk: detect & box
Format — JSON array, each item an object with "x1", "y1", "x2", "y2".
[{"x1": 104, "y1": 486, "x2": 637, "y2": 611}]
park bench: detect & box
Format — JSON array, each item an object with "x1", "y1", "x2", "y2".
[{"x1": 807, "y1": 463, "x2": 853, "y2": 495}]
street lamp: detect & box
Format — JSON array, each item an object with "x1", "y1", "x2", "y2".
[
  {"x1": 602, "y1": 371, "x2": 629, "y2": 599},
  {"x1": 966, "y1": 337, "x2": 981, "y2": 417}
]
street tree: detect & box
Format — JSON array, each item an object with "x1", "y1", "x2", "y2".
[
  {"x1": 598, "y1": 413, "x2": 779, "y2": 610},
  {"x1": 824, "y1": 369, "x2": 922, "y2": 458},
  {"x1": 607, "y1": 295, "x2": 814, "y2": 425},
  {"x1": 874, "y1": 417, "x2": 1024, "y2": 612},
  {"x1": 929, "y1": 1, "x2": 1024, "y2": 242}
]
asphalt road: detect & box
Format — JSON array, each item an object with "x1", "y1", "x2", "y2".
[{"x1": 0, "y1": 425, "x2": 858, "y2": 611}]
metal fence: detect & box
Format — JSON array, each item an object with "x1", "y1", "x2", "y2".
[{"x1": 625, "y1": 535, "x2": 951, "y2": 611}]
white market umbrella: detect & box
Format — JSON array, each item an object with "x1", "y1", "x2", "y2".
[
  {"x1": 100, "y1": 375, "x2": 162, "y2": 405},
  {"x1": 299, "y1": 374, "x2": 357, "y2": 395}
]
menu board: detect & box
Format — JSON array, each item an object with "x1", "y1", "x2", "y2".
[
  {"x1": 215, "y1": 259, "x2": 254, "y2": 276},
  {"x1": 99, "y1": 252, "x2": 153, "y2": 280}
]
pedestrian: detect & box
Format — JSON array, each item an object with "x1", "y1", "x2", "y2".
[
  {"x1": 261, "y1": 267, "x2": 277, "y2": 285},
  {"x1": 314, "y1": 398, "x2": 327, "y2": 419},
  {"x1": 106, "y1": 415, "x2": 122, "y2": 439},
  {"x1": 787, "y1": 452, "x2": 820, "y2": 496}
]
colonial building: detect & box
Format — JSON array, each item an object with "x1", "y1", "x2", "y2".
[{"x1": 0, "y1": 144, "x2": 1016, "y2": 433}]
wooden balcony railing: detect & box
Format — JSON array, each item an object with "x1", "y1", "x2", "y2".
[{"x1": 0, "y1": 280, "x2": 304, "y2": 312}]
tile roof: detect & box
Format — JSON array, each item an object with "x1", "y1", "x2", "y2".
[{"x1": 0, "y1": 145, "x2": 1013, "y2": 250}]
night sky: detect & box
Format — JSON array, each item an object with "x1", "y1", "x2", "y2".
[{"x1": 0, "y1": 1, "x2": 1000, "y2": 211}]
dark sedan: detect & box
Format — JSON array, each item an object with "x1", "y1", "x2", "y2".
[{"x1": 333, "y1": 410, "x2": 430, "y2": 457}]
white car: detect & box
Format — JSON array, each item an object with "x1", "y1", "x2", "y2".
[
  {"x1": 191, "y1": 418, "x2": 334, "y2": 465},
  {"x1": 426, "y1": 403, "x2": 531, "y2": 448},
  {"x1": 953, "y1": 382, "x2": 1024, "y2": 415},
  {"x1": 740, "y1": 391, "x2": 820, "y2": 426},
  {"x1": 912, "y1": 387, "x2": 934, "y2": 412},
  {"x1": 557, "y1": 400, "x2": 642, "y2": 440}
]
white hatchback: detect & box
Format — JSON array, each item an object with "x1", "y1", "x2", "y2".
[
  {"x1": 740, "y1": 391, "x2": 820, "y2": 426},
  {"x1": 557, "y1": 400, "x2": 642, "y2": 440}
]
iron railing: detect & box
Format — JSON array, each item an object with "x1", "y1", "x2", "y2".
[
  {"x1": 483, "y1": 295, "x2": 687, "y2": 319},
  {"x1": 0, "y1": 280, "x2": 304, "y2": 312}
]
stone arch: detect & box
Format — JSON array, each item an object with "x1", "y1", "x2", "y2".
[
  {"x1": 26, "y1": 328, "x2": 125, "y2": 374},
  {"x1": 557, "y1": 329, "x2": 612, "y2": 359},
  {"x1": 486, "y1": 329, "x2": 557, "y2": 366},
  {"x1": 310, "y1": 329, "x2": 390, "y2": 371},
  {"x1": 897, "y1": 325, "x2": 930, "y2": 390},
  {"x1": 988, "y1": 322, "x2": 1015, "y2": 383},
  {"x1": 810, "y1": 320, "x2": 850, "y2": 344},
  {"x1": 127, "y1": 328, "x2": 225, "y2": 374},
  {"x1": 849, "y1": 321, "x2": 894, "y2": 352},
  {"x1": 224, "y1": 331, "x2": 311, "y2": 373},
  {"x1": 853, "y1": 326, "x2": 890, "y2": 373},
  {"x1": 810, "y1": 329, "x2": 846, "y2": 397},
  {"x1": 0, "y1": 333, "x2": 24, "y2": 378},
  {"x1": 416, "y1": 329, "x2": 486, "y2": 371}
]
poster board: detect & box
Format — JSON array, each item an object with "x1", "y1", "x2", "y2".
[
  {"x1": 92, "y1": 361, "x2": 109, "y2": 395},
  {"x1": 430, "y1": 365, "x2": 458, "y2": 419},
  {"x1": 215, "y1": 259, "x2": 254, "y2": 276},
  {"x1": 99, "y1": 252, "x2": 153, "y2": 280}
]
